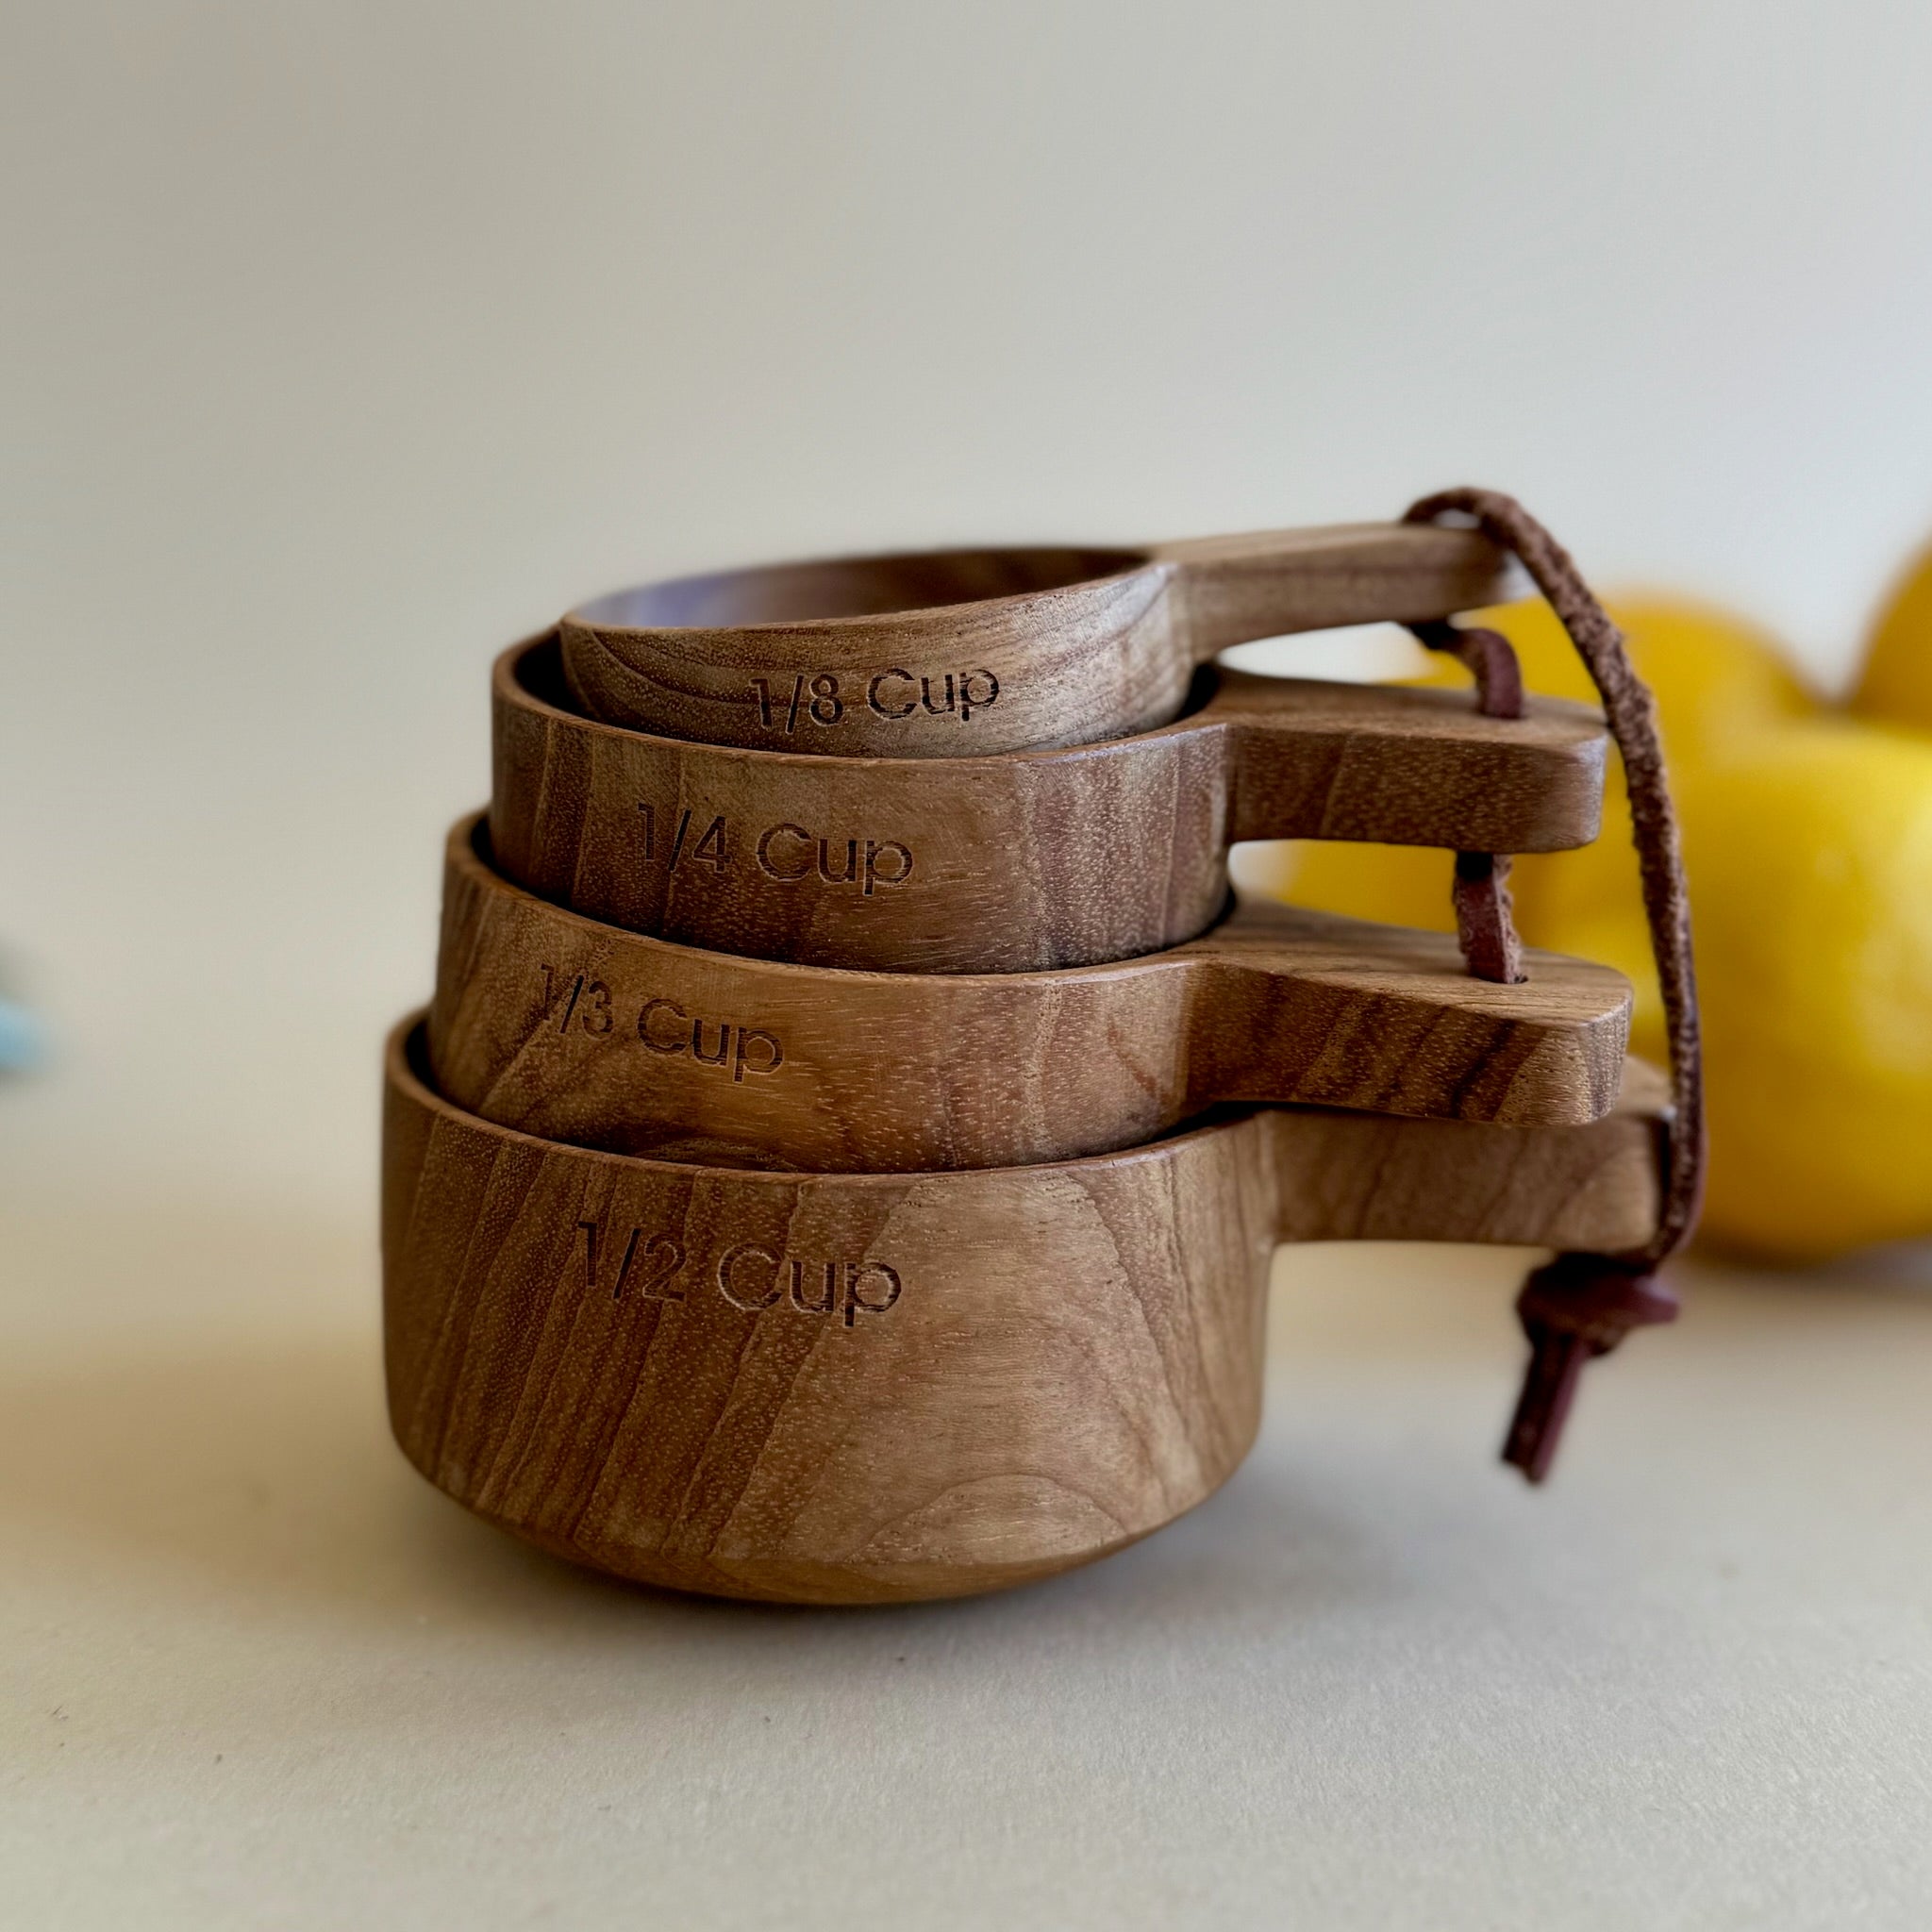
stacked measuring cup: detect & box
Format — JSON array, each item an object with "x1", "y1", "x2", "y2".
[{"x1": 382, "y1": 503, "x2": 1686, "y2": 1605}]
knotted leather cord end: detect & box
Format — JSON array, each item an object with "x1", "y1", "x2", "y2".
[
  {"x1": 1410, "y1": 619, "x2": 1529, "y2": 984},
  {"x1": 1502, "y1": 1255, "x2": 1680, "y2": 1483},
  {"x1": 1404, "y1": 489, "x2": 1706, "y2": 1483}
]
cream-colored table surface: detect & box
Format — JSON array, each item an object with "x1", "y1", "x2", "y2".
[{"x1": 4, "y1": 1168, "x2": 1928, "y2": 1929}]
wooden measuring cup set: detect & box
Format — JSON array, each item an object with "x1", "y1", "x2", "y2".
[{"x1": 384, "y1": 492, "x2": 1704, "y2": 1606}]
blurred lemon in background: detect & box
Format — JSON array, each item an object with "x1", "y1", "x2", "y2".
[
  {"x1": 1679, "y1": 722, "x2": 1932, "y2": 1257},
  {"x1": 1853, "y1": 536, "x2": 1932, "y2": 734}
]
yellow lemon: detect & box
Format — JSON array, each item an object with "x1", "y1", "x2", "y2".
[
  {"x1": 1676, "y1": 721, "x2": 1932, "y2": 1259},
  {"x1": 1503, "y1": 595, "x2": 1815, "y2": 1058},
  {"x1": 1238, "y1": 836, "x2": 1457, "y2": 934},
  {"x1": 1853, "y1": 534, "x2": 1932, "y2": 734}
]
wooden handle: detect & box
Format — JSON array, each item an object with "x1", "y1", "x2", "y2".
[
  {"x1": 1212, "y1": 671, "x2": 1606, "y2": 850},
  {"x1": 560, "y1": 555, "x2": 1181, "y2": 758},
  {"x1": 1151, "y1": 522, "x2": 1520, "y2": 658},
  {"x1": 559, "y1": 523, "x2": 1519, "y2": 757},
  {"x1": 1265, "y1": 1057, "x2": 1667, "y2": 1250},
  {"x1": 384, "y1": 1016, "x2": 1666, "y2": 1604},
  {"x1": 494, "y1": 636, "x2": 1606, "y2": 974},
  {"x1": 1173, "y1": 898, "x2": 1626, "y2": 1125},
  {"x1": 431, "y1": 816, "x2": 1631, "y2": 1173}
]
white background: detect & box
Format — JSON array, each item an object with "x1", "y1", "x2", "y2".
[{"x1": 6, "y1": 8, "x2": 1932, "y2": 1927}]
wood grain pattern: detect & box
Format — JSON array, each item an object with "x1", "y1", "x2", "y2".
[
  {"x1": 558, "y1": 522, "x2": 1520, "y2": 756},
  {"x1": 384, "y1": 1018, "x2": 1668, "y2": 1604},
  {"x1": 496, "y1": 635, "x2": 1605, "y2": 974},
  {"x1": 433, "y1": 815, "x2": 1632, "y2": 1171}
]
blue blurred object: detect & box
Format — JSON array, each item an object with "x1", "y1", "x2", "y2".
[{"x1": 0, "y1": 997, "x2": 46, "y2": 1072}]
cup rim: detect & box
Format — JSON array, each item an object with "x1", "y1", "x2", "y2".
[
  {"x1": 390, "y1": 1011, "x2": 1259, "y2": 1183},
  {"x1": 565, "y1": 543, "x2": 1159, "y2": 634},
  {"x1": 496, "y1": 629, "x2": 1222, "y2": 770}
]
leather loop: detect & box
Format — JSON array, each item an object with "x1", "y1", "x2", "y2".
[
  {"x1": 1412, "y1": 619, "x2": 1525, "y2": 722},
  {"x1": 1403, "y1": 490, "x2": 1705, "y2": 1268},
  {"x1": 1451, "y1": 852, "x2": 1526, "y2": 986},
  {"x1": 1412, "y1": 620, "x2": 1531, "y2": 984},
  {"x1": 1401, "y1": 490, "x2": 1706, "y2": 1482}
]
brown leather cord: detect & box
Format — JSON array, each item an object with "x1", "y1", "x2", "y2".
[
  {"x1": 1411, "y1": 619, "x2": 1531, "y2": 984},
  {"x1": 1402, "y1": 489, "x2": 1707, "y2": 1481},
  {"x1": 1450, "y1": 851, "x2": 1526, "y2": 986},
  {"x1": 1412, "y1": 619, "x2": 1525, "y2": 721}
]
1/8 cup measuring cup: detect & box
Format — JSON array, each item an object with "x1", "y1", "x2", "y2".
[{"x1": 559, "y1": 521, "x2": 1516, "y2": 757}]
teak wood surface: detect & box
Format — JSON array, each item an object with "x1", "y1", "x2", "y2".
[
  {"x1": 496, "y1": 635, "x2": 1606, "y2": 974},
  {"x1": 559, "y1": 522, "x2": 1519, "y2": 756},
  {"x1": 384, "y1": 1018, "x2": 1669, "y2": 1605},
  {"x1": 433, "y1": 816, "x2": 1633, "y2": 1172}
]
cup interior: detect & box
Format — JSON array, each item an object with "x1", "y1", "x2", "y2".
[{"x1": 573, "y1": 546, "x2": 1149, "y2": 629}]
